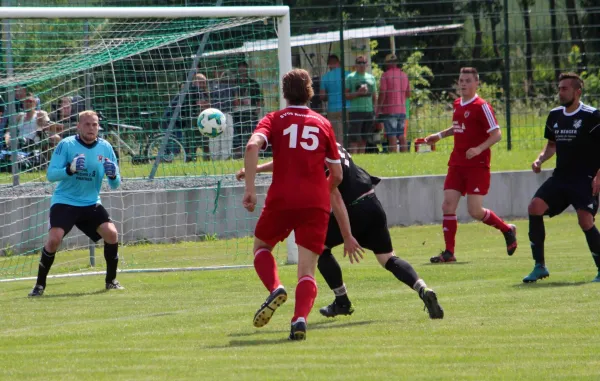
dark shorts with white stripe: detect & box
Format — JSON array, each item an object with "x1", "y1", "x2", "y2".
[
  {"x1": 324, "y1": 194, "x2": 393, "y2": 254},
  {"x1": 534, "y1": 175, "x2": 599, "y2": 217}
]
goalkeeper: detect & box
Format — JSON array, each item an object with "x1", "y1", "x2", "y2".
[
  {"x1": 236, "y1": 143, "x2": 443, "y2": 319},
  {"x1": 28, "y1": 111, "x2": 123, "y2": 297}
]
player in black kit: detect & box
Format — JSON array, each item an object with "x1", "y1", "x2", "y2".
[
  {"x1": 236, "y1": 143, "x2": 444, "y2": 319},
  {"x1": 524, "y1": 72, "x2": 600, "y2": 283}
]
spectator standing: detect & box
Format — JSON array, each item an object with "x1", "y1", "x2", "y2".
[
  {"x1": 345, "y1": 55, "x2": 377, "y2": 154},
  {"x1": 320, "y1": 54, "x2": 350, "y2": 144},
  {"x1": 377, "y1": 54, "x2": 411, "y2": 153}
]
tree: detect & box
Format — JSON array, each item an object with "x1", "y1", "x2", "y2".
[
  {"x1": 467, "y1": 0, "x2": 483, "y2": 65},
  {"x1": 549, "y1": 0, "x2": 561, "y2": 81},
  {"x1": 518, "y1": 0, "x2": 535, "y2": 97},
  {"x1": 579, "y1": 0, "x2": 600, "y2": 68},
  {"x1": 565, "y1": 0, "x2": 587, "y2": 71},
  {"x1": 483, "y1": 0, "x2": 504, "y2": 81}
]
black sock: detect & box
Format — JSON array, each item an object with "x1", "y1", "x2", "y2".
[
  {"x1": 317, "y1": 249, "x2": 350, "y2": 305},
  {"x1": 583, "y1": 226, "x2": 600, "y2": 270},
  {"x1": 104, "y1": 243, "x2": 119, "y2": 283},
  {"x1": 36, "y1": 247, "x2": 56, "y2": 288},
  {"x1": 529, "y1": 215, "x2": 545, "y2": 265},
  {"x1": 384, "y1": 256, "x2": 419, "y2": 289}
]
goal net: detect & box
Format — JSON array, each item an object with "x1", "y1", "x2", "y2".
[{"x1": 0, "y1": 6, "x2": 293, "y2": 281}]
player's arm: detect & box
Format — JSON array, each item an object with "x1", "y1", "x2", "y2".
[
  {"x1": 466, "y1": 127, "x2": 501, "y2": 160},
  {"x1": 330, "y1": 188, "x2": 364, "y2": 263},
  {"x1": 235, "y1": 161, "x2": 273, "y2": 181},
  {"x1": 532, "y1": 140, "x2": 556, "y2": 173},
  {"x1": 47, "y1": 141, "x2": 74, "y2": 182},
  {"x1": 242, "y1": 133, "x2": 265, "y2": 212},
  {"x1": 533, "y1": 116, "x2": 558, "y2": 173},
  {"x1": 326, "y1": 161, "x2": 343, "y2": 192},
  {"x1": 424, "y1": 126, "x2": 454, "y2": 145},
  {"x1": 466, "y1": 103, "x2": 502, "y2": 159},
  {"x1": 104, "y1": 146, "x2": 121, "y2": 190}
]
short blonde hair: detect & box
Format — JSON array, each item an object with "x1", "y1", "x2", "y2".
[{"x1": 79, "y1": 110, "x2": 98, "y2": 119}]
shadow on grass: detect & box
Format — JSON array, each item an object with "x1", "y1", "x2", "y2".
[
  {"x1": 421, "y1": 262, "x2": 471, "y2": 266},
  {"x1": 513, "y1": 281, "x2": 588, "y2": 288},
  {"x1": 32, "y1": 289, "x2": 110, "y2": 298},
  {"x1": 220, "y1": 321, "x2": 376, "y2": 347}
]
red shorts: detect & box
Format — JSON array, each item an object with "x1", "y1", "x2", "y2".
[
  {"x1": 254, "y1": 207, "x2": 330, "y2": 254},
  {"x1": 443, "y1": 166, "x2": 491, "y2": 196}
]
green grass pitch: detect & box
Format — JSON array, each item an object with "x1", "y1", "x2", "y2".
[{"x1": 2, "y1": 213, "x2": 599, "y2": 380}]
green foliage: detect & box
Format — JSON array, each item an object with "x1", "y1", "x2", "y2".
[
  {"x1": 369, "y1": 40, "x2": 383, "y2": 83},
  {"x1": 568, "y1": 45, "x2": 583, "y2": 68},
  {"x1": 401, "y1": 51, "x2": 433, "y2": 107}
]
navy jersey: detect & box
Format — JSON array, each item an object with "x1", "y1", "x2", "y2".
[
  {"x1": 326, "y1": 143, "x2": 380, "y2": 205},
  {"x1": 47, "y1": 135, "x2": 120, "y2": 206},
  {"x1": 544, "y1": 103, "x2": 600, "y2": 178}
]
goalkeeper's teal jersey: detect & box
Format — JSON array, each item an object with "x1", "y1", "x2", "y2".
[{"x1": 47, "y1": 135, "x2": 120, "y2": 207}]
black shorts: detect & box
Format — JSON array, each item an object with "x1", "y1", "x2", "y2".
[
  {"x1": 324, "y1": 194, "x2": 393, "y2": 254},
  {"x1": 49, "y1": 203, "x2": 111, "y2": 242},
  {"x1": 534, "y1": 175, "x2": 599, "y2": 217},
  {"x1": 348, "y1": 112, "x2": 375, "y2": 144}
]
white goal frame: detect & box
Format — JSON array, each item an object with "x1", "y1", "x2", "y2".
[{"x1": 1, "y1": 6, "x2": 299, "y2": 267}]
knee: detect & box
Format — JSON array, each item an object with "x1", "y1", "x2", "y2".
[
  {"x1": 468, "y1": 205, "x2": 485, "y2": 220},
  {"x1": 102, "y1": 226, "x2": 119, "y2": 244},
  {"x1": 46, "y1": 233, "x2": 62, "y2": 251},
  {"x1": 528, "y1": 198, "x2": 547, "y2": 216},
  {"x1": 377, "y1": 252, "x2": 394, "y2": 267},
  {"x1": 578, "y1": 214, "x2": 595, "y2": 231},
  {"x1": 442, "y1": 200, "x2": 456, "y2": 215}
]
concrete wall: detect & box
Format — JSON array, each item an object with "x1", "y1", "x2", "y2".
[
  {"x1": 0, "y1": 170, "x2": 553, "y2": 253},
  {"x1": 376, "y1": 170, "x2": 553, "y2": 226}
]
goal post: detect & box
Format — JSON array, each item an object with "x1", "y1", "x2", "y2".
[{"x1": 0, "y1": 6, "x2": 299, "y2": 280}]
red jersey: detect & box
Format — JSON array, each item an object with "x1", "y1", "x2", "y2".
[
  {"x1": 254, "y1": 105, "x2": 341, "y2": 212},
  {"x1": 448, "y1": 95, "x2": 499, "y2": 168}
]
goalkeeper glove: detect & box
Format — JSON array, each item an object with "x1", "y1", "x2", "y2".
[
  {"x1": 103, "y1": 158, "x2": 117, "y2": 179},
  {"x1": 69, "y1": 154, "x2": 86, "y2": 173}
]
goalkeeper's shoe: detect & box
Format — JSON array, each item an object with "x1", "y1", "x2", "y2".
[
  {"x1": 522, "y1": 264, "x2": 550, "y2": 283},
  {"x1": 28, "y1": 285, "x2": 44, "y2": 297},
  {"x1": 592, "y1": 271, "x2": 600, "y2": 283},
  {"x1": 419, "y1": 288, "x2": 444, "y2": 319},
  {"x1": 106, "y1": 280, "x2": 125, "y2": 290},
  {"x1": 288, "y1": 318, "x2": 307, "y2": 341},
  {"x1": 503, "y1": 224, "x2": 518, "y2": 256},
  {"x1": 430, "y1": 250, "x2": 456, "y2": 263},
  {"x1": 253, "y1": 287, "x2": 287, "y2": 328},
  {"x1": 319, "y1": 300, "x2": 354, "y2": 318}
]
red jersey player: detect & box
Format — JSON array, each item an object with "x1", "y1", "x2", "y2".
[
  {"x1": 243, "y1": 69, "x2": 343, "y2": 340},
  {"x1": 424, "y1": 67, "x2": 517, "y2": 263}
]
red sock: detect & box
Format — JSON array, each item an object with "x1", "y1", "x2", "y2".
[
  {"x1": 443, "y1": 214, "x2": 458, "y2": 254},
  {"x1": 253, "y1": 248, "x2": 281, "y2": 292},
  {"x1": 481, "y1": 209, "x2": 511, "y2": 233},
  {"x1": 292, "y1": 275, "x2": 317, "y2": 323}
]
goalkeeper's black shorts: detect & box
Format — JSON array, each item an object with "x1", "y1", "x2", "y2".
[
  {"x1": 49, "y1": 203, "x2": 111, "y2": 242},
  {"x1": 324, "y1": 194, "x2": 393, "y2": 255}
]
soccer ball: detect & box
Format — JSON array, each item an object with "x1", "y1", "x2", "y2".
[{"x1": 197, "y1": 108, "x2": 226, "y2": 138}]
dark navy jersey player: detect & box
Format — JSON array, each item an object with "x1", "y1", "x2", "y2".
[
  {"x1": 28, "y1": 110, "x2": 124, "y2": 297},
  {"x1": 525, "y1": 72, "x2": 600, "y2": 283}
]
